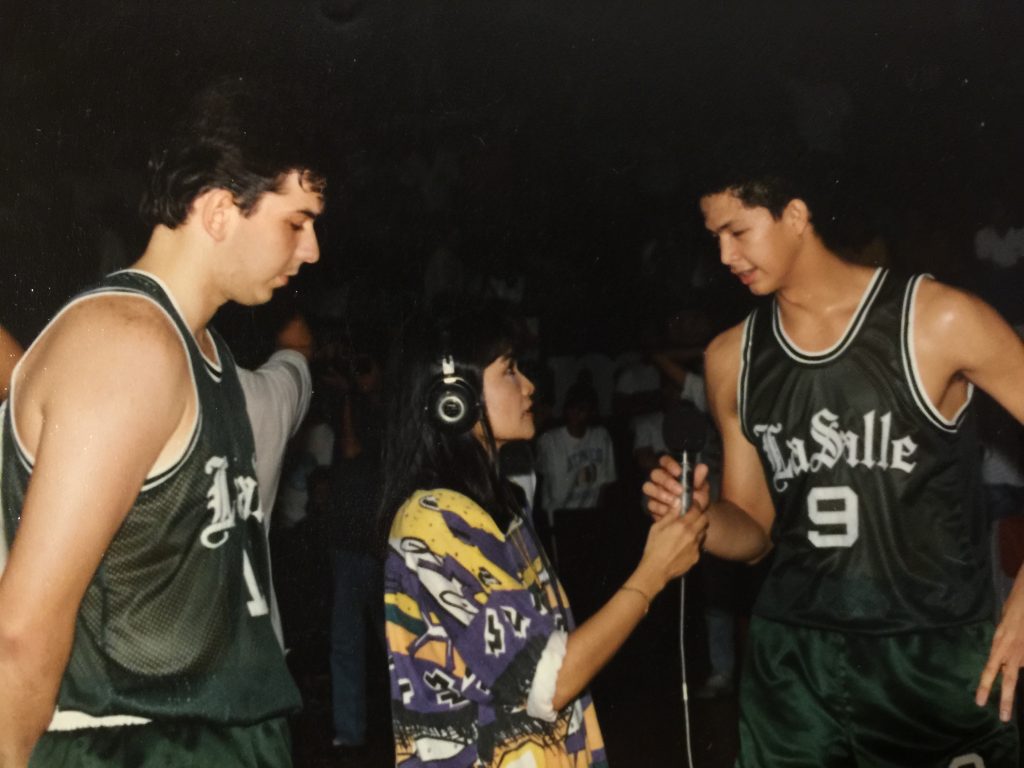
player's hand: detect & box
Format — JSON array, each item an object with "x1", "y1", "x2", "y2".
[
  {"x1": 642, "y1": 454, "x2": 710, "y2": 521},
  {"x1": 976, "y1": 578, "x2": 1024, "y2": 721}
]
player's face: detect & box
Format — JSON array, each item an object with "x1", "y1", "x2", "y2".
[
  {"x1": 475, "y1": 354, "x2": 535, "y2": 449},
  {"x1": 226, "y1": 170, "x2": 324, "y2": 305},
  {"x1": 700, "y1": 191, "x2": 800, "y2": 296}
]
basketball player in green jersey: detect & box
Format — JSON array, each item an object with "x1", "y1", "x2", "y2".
[
  {"x1": 0, "y1": 82, "x2": 324, "y2": 766},
  {"x1": 645, "y1": 161, "x2": 1024, "y2": 766}
]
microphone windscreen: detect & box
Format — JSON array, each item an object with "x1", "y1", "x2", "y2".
[{"x1": 662, "y1": 401, "x2": 707, "y2": 454}]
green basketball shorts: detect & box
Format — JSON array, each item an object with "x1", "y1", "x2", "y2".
[
  {"x1": 30, "y1": 717, "x2": 292, "y2": 768},
  {"x1": 737, "y1": 618, "x2": 1019, "y2": 767}
]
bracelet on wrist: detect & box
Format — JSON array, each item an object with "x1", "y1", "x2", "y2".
[{"x1": 619, "y1": 584, "x2": 652, "y2": 615}]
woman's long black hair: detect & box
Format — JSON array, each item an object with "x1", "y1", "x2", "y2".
[{"x1": 376, "y1": 298, "x2": 524, "y2": 552}]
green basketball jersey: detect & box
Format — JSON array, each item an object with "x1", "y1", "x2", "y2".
[
  {"x1": 739, "y1": 268, "x2": 992, "y2": 633},
  {"x1": 1, "y1": 269, "x2": 301, "y2": 726}
]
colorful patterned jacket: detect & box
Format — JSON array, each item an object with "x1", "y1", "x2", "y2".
[{"x1": 385, "y1": 488, "x2": 608, "y2": 767}]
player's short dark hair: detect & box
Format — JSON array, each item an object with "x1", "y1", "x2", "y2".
[
  {"x1": 707, "y1": 175, "x2": 804, "y2": 221},
  {"x1": 139, "y1": 77, "x2": 326, "y2": 229},
  {"x1": 696, "y1": 129, "x2": 853, "y2": 253}
]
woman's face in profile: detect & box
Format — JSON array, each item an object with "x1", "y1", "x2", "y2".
[{"x1": 475, "y1": 354, "x2": 536, "y2": 448}]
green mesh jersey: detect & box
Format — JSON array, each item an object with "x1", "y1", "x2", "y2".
[
  {"x1": 0, "y1": 270, "x2": 301, "y2": 726},
  {"x1": 739, "y1": 269, "x2": 992, "y2": 634}
]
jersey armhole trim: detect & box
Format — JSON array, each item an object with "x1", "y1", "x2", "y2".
[
  {"x1": 738, "y1": 312, "x2": 755, "y2": 443},
  {"x1": 4, "y1": 291, "x2": 202, "y2": 485},
  {"x1": 114, "y1": 269, "x2": 223, "y2": 376},
  {"x1": 137, "y1": 293, "x2": 202, "y2": 489},
  {"x1": 900, "y1": 274, "x2": 973, "y2": 432}
]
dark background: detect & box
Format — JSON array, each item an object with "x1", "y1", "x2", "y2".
[{"x1": 2, "y1": 0, "x2": 1024, "y2": 352}]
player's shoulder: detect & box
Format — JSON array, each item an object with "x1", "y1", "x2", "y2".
[
  {"x1": 910, "y1": 275, "x2": 1020, "y2": 374},
  {"x1": 57, "y1": 290, "x2": 179, "y2": 337},
  {"x1": 701, "y1": 322, "x2": 746, "y2": 413},
  {"x1": 704, "y1": 321, "x2": 746, "y2": 373},
  {"x1": 910, "y1": 275, "x2": 992, "y2": 337},
  {"x1": 31, "y1": 292, "x2": 190, "y2": 384}
]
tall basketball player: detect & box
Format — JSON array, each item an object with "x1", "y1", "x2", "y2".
[
  {"x1": 0, "y1": 81, "x2": 325, "y2": 767},
  {"x1": 646, "y1": 162, "x2": 1024, "y2": 766}
]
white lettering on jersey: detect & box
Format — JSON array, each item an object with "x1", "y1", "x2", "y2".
[
  {"x1": 202, "y1": 456, "x2": 234, "y2": 547},
  {"x1": 233, "y1": 475, "x2": 263, "y2": 524},
  {"x1": 754, "y1": 409, "x2": 917, "y2": 491},
  {"x1": 201, "y1": 455, "x2": 260, "y2": 549},
  {"x1": 241, "y1": 549, "x2": 269, "y2": 616},
  {"x1": 949, "y1": 755, "x2": 985, "y2": 768},
  {"x1": 752, "y1": 423, "x2": 792, "y2": 491}
]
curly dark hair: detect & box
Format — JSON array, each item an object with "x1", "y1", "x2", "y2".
[{"x1": 139, "y1": 77, "x2": 326, "y2": 230}]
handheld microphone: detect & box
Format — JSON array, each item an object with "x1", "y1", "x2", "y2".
[
  {"x1": 661, "y1": 401, "x2": 707, "y2": 517},
  {"x1": 662, "y1": 400, "x2": 709, "y2": 768}
]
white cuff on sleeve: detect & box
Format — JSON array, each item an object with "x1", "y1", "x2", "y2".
[{"x1": 526, "y1": 629, "x2": 568, "y2": 722}]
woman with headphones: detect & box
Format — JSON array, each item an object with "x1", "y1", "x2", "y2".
[{"x1": 379, "y1": 301, "x2": 708, "y2": 767}]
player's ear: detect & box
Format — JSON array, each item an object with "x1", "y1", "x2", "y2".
[
  {"x1": 784, "y1": 198, "x2": 811, "y2": 235},
  {"x1": 194, "y1": 188, "x2": 238, "y2": 242}
]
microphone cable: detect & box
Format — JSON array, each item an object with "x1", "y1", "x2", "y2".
[
  {"x1": 661, "y1": 401, "x2": 707, "y2": 768},
  {"x1": 680, "y1": 576, "x2": 695, "y2": 768}
]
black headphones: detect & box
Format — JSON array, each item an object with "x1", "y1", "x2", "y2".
[{"x1": 425, "y1": 353, "x2": 481, "y2": 434}]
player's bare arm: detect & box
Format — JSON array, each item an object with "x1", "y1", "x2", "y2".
[
  {"x1": 0, "y1": 296, "x2": 193, "y2": 765},
  {"x1": 0, "y1": 326, "x2": 23, "y2": 401},
  {"x1": 644, "y1": 323, "x2": 773, "y2": 563},
  {"x1": 912, "y1": 278, "x2": 1024, "y2": 722},
  {"x1": 703, "y1": 325, "x2": 775, "y2": 561},
  {"x1": 912, "y1": 280, "x2": 1024, "y2": 425}
]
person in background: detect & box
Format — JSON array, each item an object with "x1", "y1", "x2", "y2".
[
  {"x1": 535, "y1": 381, "x2": 618, "y2": 584},
  {"x1": 535, "y1": 381, "x2": 617, "y2": 516},
  {"x1": 321, "y1": 347, "x2": 386, "y2": 759},
  {"x1": 612, "y1": 318, "x2": 662, "y2": 426},
  {"x1": 237, "y1": 311, "x2": 316, "y2": 648}
]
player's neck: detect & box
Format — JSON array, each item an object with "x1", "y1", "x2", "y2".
[
  {"x1": 133, "y1": 226, "x2": 224, "y2": 338},
  {"x1": 772, "y1": 249, "x2": 878, "y2": 351},
  {"x1": 774, "y1": 247, "x2": 873, "y2": 320}
]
